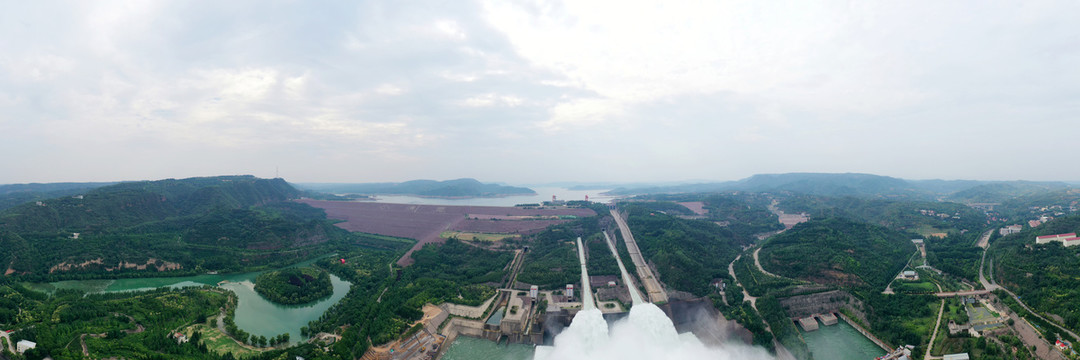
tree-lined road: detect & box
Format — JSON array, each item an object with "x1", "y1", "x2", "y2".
[{"x1": 610, "y1": 209, "x2": 668, "y2": 303}]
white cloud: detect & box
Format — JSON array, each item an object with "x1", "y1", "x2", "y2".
[{"x1": 461, "y1": 93, "x2": 524, "y2": 107}]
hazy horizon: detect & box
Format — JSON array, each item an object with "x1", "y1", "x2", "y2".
[{"x1": 4, "y1": 1, "x2": 1080, "y2": 184}]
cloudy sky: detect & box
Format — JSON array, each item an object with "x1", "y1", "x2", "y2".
[{"x1": 2, "y1": 1, "x2": 1079, "y2": 184}]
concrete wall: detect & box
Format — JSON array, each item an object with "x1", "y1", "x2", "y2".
[{"x1": 441, "y1": 294, "x2": 496, "y2": 319}]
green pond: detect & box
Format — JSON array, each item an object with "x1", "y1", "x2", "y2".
[
  {"x1": 440, "y1": 336, "x2": 535, "y2": 360},
  {"x1": 25, "y1": 258, "x2": 350, "y2": 344},
  {"x1": 800, "y1": 319, "x2": 886, "y2": 360}
]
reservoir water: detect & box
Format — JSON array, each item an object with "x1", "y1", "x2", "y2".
[
  {"x1": 25, "y1": 258, "x2": 350, "y2": 344},
  {"x1": 370, "y1": 187, "x2": 616, "y2": 207},
  {"x1": 800, "y1": 319, "x2": 886, "y2": 360}
]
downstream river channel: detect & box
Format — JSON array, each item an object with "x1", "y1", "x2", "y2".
[
  {"x1": 800, "y1": 319, "x2": 886, "y2": 360},
  {"x1": 25, "y1": 258, "x2": 350, "y2": 344}
]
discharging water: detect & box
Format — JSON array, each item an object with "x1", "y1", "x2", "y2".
[
  {"x1": 800, "y1": 318, "x2": 886, "y2": 360},
  {"x1": 25, "y1": 258, "x2": 350, "y2": 343}
]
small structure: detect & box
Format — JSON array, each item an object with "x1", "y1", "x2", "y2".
[
  {"x1": 71, "y1": 232, "x2": 80, "y2": 240},
  {"x1": 797, "y1": 317, "x2": 819, "y2": 331},
  {"x1": 999, "y1": 225, "x2": 1022, "y2": 236},
  {"x1": 818, "y1": 313, "x2": 838, "y2": 326},
  {"x1": 173, "y1": 332, "x2": 188, "y2": 344},
  {"x1": 911, "y1": 239, "x2": 924, "y2": 245},
  {"x1": 901, "y1": 271, "x2": 919, "y2": 281},
  {"x1": 943, "y1": 353, "x2": 970, "y2": 360},
  {"x1": 565, "y1": 284, "x2": 574, "y2": 299},
  {"x1": 529, "y1": 285, "x2": 538, "y2": 299},
  {"x1": 16, "y1": 340, "x2": 36, "y2": 354}
]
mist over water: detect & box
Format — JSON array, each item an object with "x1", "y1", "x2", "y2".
[{"x1": 535, "y1": 304, "x2": 775, "y2": 360}]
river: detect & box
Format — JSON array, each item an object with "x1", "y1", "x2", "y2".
[
  {"x1": 24, "y1": 257, "x2": 350, "y2": 344},
  {"x1": 800, "y1": 319, "x2": 886, "y2": 360}
]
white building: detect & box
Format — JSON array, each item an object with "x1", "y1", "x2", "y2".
[
  {"x1": 999, "y1": 225, "x2": 1022, "y2": 236},
  {"x1": 530, "y1": 285, "x2": 538, "y2": 299},
  {"x1": 16, "y1": 340, "x2": 36, "y2": 354},
  {"x1": 943, "y1": 353, "x2": 969, "y2": 360},
  {"x1": 1036, "y1": 233, "x2": 1079, "y2": 246},
  {"x1": 565, "y1": 284, "x2": 574, "y2": 299}
]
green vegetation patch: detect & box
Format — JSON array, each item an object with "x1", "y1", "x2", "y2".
[
  {"x1": 254, "y1": 267, "x2": 333, "y2": 305},
  {"x1": 760, "y1": 217, "x2": 916, "y2": 289}
]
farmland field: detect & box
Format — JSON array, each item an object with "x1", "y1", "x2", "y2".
[{"x1": 296, "y1": 200, "x2": 595, "y2": 265}]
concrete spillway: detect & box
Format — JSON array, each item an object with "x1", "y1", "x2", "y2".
[
  {"x1": 603, "y1": 231, "x2": 645, "y2": 305},
  {"x1": 576, "y1": 237, "x2": 598, "y2": 311}
]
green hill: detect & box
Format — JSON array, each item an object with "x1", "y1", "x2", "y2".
[
  {"x1": 759, "y1": 217, "x2": 916, "y2": 289},
  {"x1": 624, "y1": 205, "x2": 756, "y2": 296},
  {"x1": 296, "y1": 178, "x2": 535, "y2": 198},
  {"x1": 0, "y1": 181, "x2": 115, "y2": 211},
  {"x1": 0, "y1": 176, "x2": 348, "y2": 279},
  {"x1": 991, "y1": 214, "x2": 1080, "y2": 331}
]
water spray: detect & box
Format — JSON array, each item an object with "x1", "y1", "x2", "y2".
[{"x1": 602, "y1": 231, "x2": 645, "y2": 306}]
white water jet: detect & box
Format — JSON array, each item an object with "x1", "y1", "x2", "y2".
[
  {"x1": 575, "y1": 237, "x2": 597, "y2": 311},
  {"x1": 602, "y1": 231, "x2": 644, "y2": 305},
  {"x1": 535, "y1": 302, "x2": 775, "y2": 360}
]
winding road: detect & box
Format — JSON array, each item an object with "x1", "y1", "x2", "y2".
[
  {"x1": 0, "y1": 330, "x2": 12, "y2": 354},
  {"x1": 977, "y1": 228, "x2": 1079, "y2": 350}
]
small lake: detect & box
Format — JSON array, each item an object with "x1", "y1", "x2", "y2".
[
  {"x1": 800, "y1": 319, "x2": 886, "y2": 360},
  {"x1": 440, "y1": 336, "x2": 535, "y2": 360},
  {"x1": 369, "y1": 187, "x2": 617, "y2": 207},
  {"x1": 25, "y1": 257, "x2": 350, "y2": 344}
]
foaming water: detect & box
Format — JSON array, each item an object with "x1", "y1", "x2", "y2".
[{"x1": 535, "y1": 303, "x2": 775, "y2": 360}]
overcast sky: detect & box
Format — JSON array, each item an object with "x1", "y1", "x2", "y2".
[{"x1": 2, "y1": 1, "x2": 1079, "y2": 185}]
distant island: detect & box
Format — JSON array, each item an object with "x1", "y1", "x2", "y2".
[
  {"x1": 295, "y1": 178, "x2": 536, "y2": 199},
  {"x1": 254, "y1": 267, "x2": 333, "y2": 305}
]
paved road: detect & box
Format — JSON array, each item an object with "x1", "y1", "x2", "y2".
[
  {"x1": 610, "y1": 209, "x2": 668, "y2": 303},
  {"x1": 0, "y1": 330, "x2": 12, "y2": 354},
  {"x1": 752, "y1": 247, "x2": 780, "y2": 278},
  {"x1": 727, "y1": 254, "x2": 758, "y2": 310},
  {"x1": 977, "y1": 230, "x2": 1000, "y2": 292},
  {"x1": 934, "y1": 289, "x2": 991, "y2": 297},
  {"x1": 978, "y1": 228, "x2": 1079, "y2": 348},
  {"x1": 924, "y1": 283, "x2": 945, "y2": 360}
]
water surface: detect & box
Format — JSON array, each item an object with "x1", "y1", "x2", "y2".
[
  {"x1": 26, "y1": 258, "x2": 349, "y2": 343},
  {"x1": 440, "y1": 336, "x2": 535, "y2": 360},
  {"x1": 800, "y1": 319, "x2": 886, "y2": 360}
]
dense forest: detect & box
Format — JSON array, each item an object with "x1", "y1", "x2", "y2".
[
  {"x1": 306, "y1": 237, "x2": 511, "y2": 358},
  {"x1": 624, "y1": 205, "x2": 754, "y2": 297},
  {"x1": 0, "y1": 176, "x2": 353, "y2": 278},
  {"x1": 778, "y1": 195, "x2": 986, "y2": 235},
  {"x1": 759, "y1": 217, "x2": 916, "y2": 289},
  {"x1": 991, "y1": 214, "x2": 1080, "y2": 331},
  {"x1": 254, "y1": 267, "x2": 333, "y2": 305}
]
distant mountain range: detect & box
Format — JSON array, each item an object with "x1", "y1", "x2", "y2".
[
  {"x1": 606, "y1": 172, "x2": 1074, "y2": 203},
  {"x1": 0, "y1": 181, "x2": 117, "y2": 211},
  {"x1": 295, "y1": 178, "x2": 536, "y2": 198}
]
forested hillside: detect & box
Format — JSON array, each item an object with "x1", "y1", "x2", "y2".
[
  {"x1": 759, "y1": 218, "x2": 916, "y2": 289},
  {"x1": 624, "y1": 205, "x2": 754, "y2": 296},
  {"x1": 0, "y1": 176, "x2": 349, "y2": 279},
  {"x1": 0, "y1": 181, "x2": 115, "y2": 211},
  {"x1": 991, "y1": 214, "x2": 1080, "y2": 331},
  {"x1": 778, "y1": 195, "x2": 986, "y2": 235}
]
